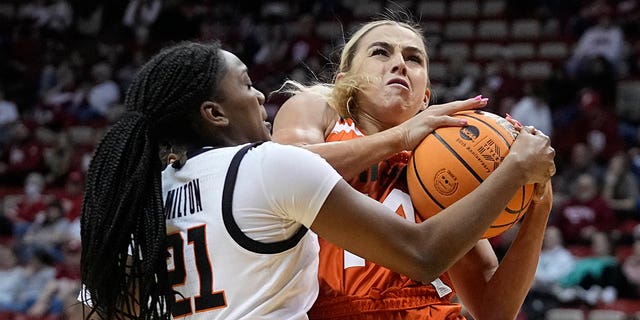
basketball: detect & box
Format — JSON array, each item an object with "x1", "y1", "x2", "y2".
[{"x1": 407, "y1": 110, "x2": 535, "y2": 239}]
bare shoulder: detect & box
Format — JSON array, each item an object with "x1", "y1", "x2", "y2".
[
  {"x1": 273, "y1": 91, "x2": 339, "y2": 144},
  {"x1": 278, "y1": 91, "x2": 336, "y2": 117}
]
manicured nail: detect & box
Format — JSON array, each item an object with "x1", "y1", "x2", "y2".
[
  {"x1": 473, "y1": 95, "x2": 482, "y2": 100},
  {"x1": 506, "y1": 113, "x2": 522, "y2": 126},
  {"x1": 480, "y1": 98, "x2": 489, "y2": 103},
  {"x1": 459, "y1": 119, "x2": 468, "y2": 125}
]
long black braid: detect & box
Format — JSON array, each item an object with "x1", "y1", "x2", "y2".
[{"x1": 80, "y1": 42, "x2": 226, "y2": 319}]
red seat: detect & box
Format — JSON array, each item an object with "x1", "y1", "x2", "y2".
[{"x1": 596, "y1": 298, "x2": 640, "y2": 314}]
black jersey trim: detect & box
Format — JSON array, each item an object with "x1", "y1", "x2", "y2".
[{"x1": 222, "y1": 142, "x2": 309, "y2": 254}]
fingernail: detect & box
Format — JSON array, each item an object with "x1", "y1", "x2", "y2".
[
  {"x1": 480, "y1": 98, "x2": 489, "y2": 103},
  {"x1": 473, "y1": 95, "x2": 482, "y2": 100},
  {"x1": 460, "y1": 119, "x2": 468, "y2": 125},
  {"x1": 506, "y1": 113, "x2": 523, "y2": 126}
]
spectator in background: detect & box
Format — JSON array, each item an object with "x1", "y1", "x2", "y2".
[
  {"x1": 4, "y1": 172, "x2": 48, "y2": 237},
  {"x1": 509, "y1": 82, "x2": 553, "y2": 136},
  {"x1": 19, "y1": 199, "x2": 70, "y2": 262},
  {"x1": 0, "y1": 248, "x2": 56, "y2": 314},
  {"x1": 60, "y1": 170, "x2": 83, "y2": 223},
  {"x1": 122, "y1": 0, "x2": 162, "y2": 45},
  {"x1": 553, "y1": 89, "x2": 623, "y2": 166},
  {"x1": 553, "y1": 143, "x2": 604, "y2": 208},
  {"x1": 558, "y1": 232, "x2": 626, "y2": 306},
  {"x1": 567, "y1": 4, "x2": 626, "y2": 78},
  {"x1": 17, "y1": 0, "x2": 50, "y2": 30},
  {"x1": 0, "y1": 86, "x2": 19, "y2": 147},
  {"x1": 26, "y1": 239, "x2": 81, "y2": 319},
  {"x1": 534, "y1": 226, "x2": 577, "y2": 291},
  {"x1": 43, "y1": 132, "x2": 73, "y2": 187},
  {"x1": 523, "y1": 226, "x2": 576, "y2": 319},
  {"x1": 602, "y1": 151, "x2": 640, "y2": 241},
  {"x1": 0, "y1": 122, "x2": 45, "y2": 186},
  {"x1": 45, "y1": 0, "x2": 73, "y2": 36},
  {"x1": 75, "y1": 62, "x2": 121, "y2": 123},
  {"x1": 544, "y1": 66, "x2": 578, "y2": 113},
  {"x1": 0, "y1": 245, "x2": 22, "y2": 310},
  {"x1": 40, "y1": 60, "x2": 85, "y2": 127},
  {"x1": 554, "y1": 172, "x2": 616, "y2": 246},
  {"x1": 574, "y1": 55, "x2": 617, "y2": 107}
]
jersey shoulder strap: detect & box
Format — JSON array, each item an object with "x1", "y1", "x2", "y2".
[{"x1": 222, "y1": 142, "x2": 308, "y2": 254}]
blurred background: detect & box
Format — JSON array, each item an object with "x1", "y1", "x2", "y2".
[{"x1": 0, "y1": 0, "x2": 639, "y2": 319}]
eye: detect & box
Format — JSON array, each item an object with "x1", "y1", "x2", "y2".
[
  {"x1": 246, "y1": 83, "x2": 253, "y2": 90},
  {"x1": 406, "y1": 55, "x2": 424, "y2": 64},
  {"x1": 371, "y1": 48, "x2": 388, "y2": 57}
]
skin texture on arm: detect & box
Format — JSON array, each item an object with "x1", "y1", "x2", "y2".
[
  {"x1": 448, "y1": 182, "x2": 554, "y2": 320},
  {"x1": 272, "y1": 91, "x2": 487, "y2": 179},
  {"x1": 272, "y1": 92, "x2": 400, "y2": 180},
  {"x1": 310, "y1": 139, "x2": 551, "y2": 284}
]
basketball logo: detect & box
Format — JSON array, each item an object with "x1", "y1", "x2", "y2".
[{"x1": 407, "y1": 110, "x2": 534, "y2": 238}]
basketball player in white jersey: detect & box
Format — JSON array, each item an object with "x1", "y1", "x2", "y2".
[{"x1": 79, "y1": 41, "x2": 555, "y2": 319}]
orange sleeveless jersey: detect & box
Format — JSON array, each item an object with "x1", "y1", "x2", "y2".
[{"x1": 308, "y1": 118, "x2": 465, "y2": 320}]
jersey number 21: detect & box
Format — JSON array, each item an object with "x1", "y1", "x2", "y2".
[{"x1": 167, "y1": 225, "x2": 227, "y2": 317}]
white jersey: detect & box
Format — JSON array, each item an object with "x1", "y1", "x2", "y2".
[{"x1": 162, "y1": 142, "x2": 341, "y2": 320}]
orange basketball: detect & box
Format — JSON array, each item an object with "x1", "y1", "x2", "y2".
[{"x1": 407, "y1": 110, "x2": 535, "y2": 239}]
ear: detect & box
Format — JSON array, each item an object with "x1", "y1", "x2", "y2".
[
  {"x1": 200, "y1": 101, "x2": 229, "y2": 127},
  {"x1": 421, "y1": 89, "x2": 431, "y2": 111}
]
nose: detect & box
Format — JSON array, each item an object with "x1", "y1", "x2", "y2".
[
  {"x1": 390, "y1": 52, "x2": 407, "y2": 76},
  {"x1": 255, "y1": 88, "x2": 265, "y2": 105}
]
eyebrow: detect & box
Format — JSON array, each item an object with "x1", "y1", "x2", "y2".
[
  {"x1": 239, "y1": 67, "x2": 251, "y2": 81},
  {"x1": 368, "y1": 42, "x2": 426, "y2": 57}
]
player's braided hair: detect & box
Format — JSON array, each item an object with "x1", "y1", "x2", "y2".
[{"x1": 81, "y1": 41, "x2": 226, "y2": 319}]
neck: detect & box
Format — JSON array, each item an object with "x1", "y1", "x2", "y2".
[{"x1": 354, "y1": 112, "x2": 390, "y2": 135}]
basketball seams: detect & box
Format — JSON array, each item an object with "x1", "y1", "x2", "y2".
[
  {"x1": 409, "y1": 154, "x2": 446, "y2": 210},
  {"x1": 432, "y1": 132, "x2": 484, "y2": 184}
]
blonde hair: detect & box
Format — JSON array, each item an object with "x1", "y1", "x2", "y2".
[{"x1": 280, "y1": 18, "x2": 429, "y2": 119}]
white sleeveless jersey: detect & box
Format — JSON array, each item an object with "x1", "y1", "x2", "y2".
[{"x1": 162, "y1": 142, "x2": 341, "y2": 320}]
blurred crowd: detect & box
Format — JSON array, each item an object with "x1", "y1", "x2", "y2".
[{"x1": 0, "y1": 0, "x2": 639, "y2": 319}]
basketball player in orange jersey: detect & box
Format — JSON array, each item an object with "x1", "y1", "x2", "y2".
[
  {"x1": 272, "y1": 17, "x2": 555, "y2": 319},
  {"x1": 79, "y1": 41, "x2": 553, "y2": 320}
]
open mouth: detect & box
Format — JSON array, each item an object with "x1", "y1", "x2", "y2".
[{"x1": 387, "y1": 78, "x2": 409, "y2": 89}]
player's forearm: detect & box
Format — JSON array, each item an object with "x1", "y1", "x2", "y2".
[
  {"x1": 302, "y1": 127, "x2": 406, "y2": 179},
  {"x1": 417, "y1": 160, "x2": 529, "y2": 274},
  {"x1": 478, "y1": 202, "x2": 550, "y2": 318}
]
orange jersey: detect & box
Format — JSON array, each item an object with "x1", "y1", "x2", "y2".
[{"x1": 308, "y1": 118, "x2": 464, "y2": 320}]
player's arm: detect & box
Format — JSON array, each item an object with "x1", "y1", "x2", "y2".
[
  {"x1": 272, "y1": 92, "x2": 487, "y2": 179},
  {"x1": 448, "y1": 182, "x2": 553, "y2": 319},
  {"x1": 310, "y1": 151, "x2": 547, "y2": 283},
  {"x1": 272, "y1": 92, "x2": 404, "y2": 179}
]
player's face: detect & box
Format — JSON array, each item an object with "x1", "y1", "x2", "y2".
[
  {"x1": 347, "y1": 25, "x2": 430, "y2": 129},
  {"x1": 218, "y1": 50, "x2": 270, "y2": 143}
]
